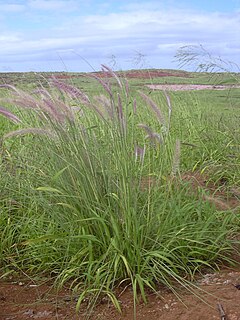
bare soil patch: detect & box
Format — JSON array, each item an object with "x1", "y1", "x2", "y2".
[
  {"x1": 94, "y1": 70, "x2": 190, "y2": 79},
  {"x1": 1, "y1": 266, "x2": 240, "y2": 320}
]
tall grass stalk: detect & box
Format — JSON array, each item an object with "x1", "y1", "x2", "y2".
[{"x1": 0, "y1": 68, "x2": 238, "y2": 319}]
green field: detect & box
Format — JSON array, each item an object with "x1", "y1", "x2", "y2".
[{"x1": 0, "y1": 69, "x2": 239, "y2": 316}]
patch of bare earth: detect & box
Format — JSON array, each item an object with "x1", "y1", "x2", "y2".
[
  {"x1": 1, "y1": 267, "x2": 240, "y2": 320},
  {"x1": 90, "y1": 70, "x2": 190, "y2": 79}
]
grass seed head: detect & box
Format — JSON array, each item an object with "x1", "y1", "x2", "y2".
[
  {"x1": 0, "y1": 106, "x2": 22, "y2": 124},
  {"x1": 171, "y1": 139, "x2": 181, "y2": 177},
  {"x1": 133, "y1": 98, "x2": 137, "y2": 114},
  {"x1": 134, "y1": 144, "x2": 146, "y2": 162},
  {"x1": 51, "y1": 77, "x2": 91, "y2": 104},
  {"x1": 94, "y1": 94, "x2": 114, "y2": 119},
  {"x1": 88, "y1": 73, "x2": 113, "y2": 98},
  {"x1": 3, "y1": 127, "x2": 56, "y2": 140},
  {"x1": 138, "y1": 123, "x2": 163, "y2": 145},
  {"x1": 139, "y1": 91, "x2": 166, "y2": 127},
  {"x1": 101, "y1": 64, "x2": 123, "y2": 89}
]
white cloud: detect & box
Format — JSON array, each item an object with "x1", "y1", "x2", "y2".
[
  {"x1": 0, "y1": 2, "x2": 239, "y2": 71},
  {"x1": 1, "y1": 36, "x2": 87, "y2": 55},
  {"x1": 0, "y1": 34, "x2": 22, "y2": 42}
]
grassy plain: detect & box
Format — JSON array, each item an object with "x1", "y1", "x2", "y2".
[{"x1": 0, "y1": 69, "x2": 239, "y2": 316}]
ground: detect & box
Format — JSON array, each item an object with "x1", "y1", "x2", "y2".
[{"x1": 1, "y1": 265, "x2": 240, "y2": 320}]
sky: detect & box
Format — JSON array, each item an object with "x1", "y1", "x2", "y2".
[{"x1": 1, "y1": 0, "x2": 240, "y2": 72}]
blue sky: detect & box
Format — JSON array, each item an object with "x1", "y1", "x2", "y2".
[{"x1": 1, "y1": 0, "x2": 240, "y2": 72}]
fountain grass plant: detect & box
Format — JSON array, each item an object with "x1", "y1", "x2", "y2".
[{"x1": 0, "y1": 67, "x2": 239, "y2": 318}]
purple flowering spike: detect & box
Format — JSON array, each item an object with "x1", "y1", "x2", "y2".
[{"x1": 0, "y1": 106, "x2": 21, "y2": 124}]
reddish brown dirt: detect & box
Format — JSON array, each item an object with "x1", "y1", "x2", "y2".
[
  {"x1": 1, "y1": 266, "x2": 240, "y2": 320},
  {"x1": 91, "y1": 70, "x2": 189, "y2": 79}
]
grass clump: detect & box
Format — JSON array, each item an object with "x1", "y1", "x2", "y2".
[{"x1": 0, "y1": 67, "x2": 239, "y2": 317}]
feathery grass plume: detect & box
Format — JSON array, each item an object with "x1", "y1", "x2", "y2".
[
  {"x1": 3, "y1": 97, "x2": 40, "y2": 110},
  {"x1": 2, "y1": 83, "x2": 72, "y2": 123},
  {"x1": 42, "y1": 98, "x2": 67, "y2": 123},
  {"x1": 171, "y1": 139, "x2": 181, "y2": 177},
  {"x1": 164, "y1": 91, "x2": 171, "y2": 111},
  {"x1": 133, "y1": 98, "x2": 137, "y2": 114},
  {"x1": 50, "y1": 77, "x2": 91, "y2": 104},
  {"x1": 138, "y1": 91, "x2": 166, "y2": 127},
  {"x1": 137, "y1": 123, "x2": 153, "y2": 137},
  {"x1": 53, "y1": 99, "x2": 75, "y2": 121},
  {"x1": 134, "y1": 144, "x2": 146, "y2": 162},
  {"x1": 138, "y1": 123, "x2": 163, "y2": 145},
  {"x1": 9, "y1": 96, "x2": 67, "y2": 123},
  {"x1": 117, "y1": 93, "x2": 123, "y2": 120},
  {"x1": 40, "y1": 93, "x2": 75, "y2": 122},
  {"x1": 124, "y1": 78, "x2": 130, "y2": 98},
  {"x1": 90, "y1": 103, "x2": 107, "y2": 120},
  {"x1": 88, "y1": 73, "x2": 113, "y2": 98},
  {"x1": 87, "y1": 95, "x2": 107, "y2": 120},
  {"x1": 1, "y1": 85, "x2": 42, "y2": 110},
  {"x1": 32, "y1": 88, "x2": 52, "y2": 99},
  {"x1": 1, "y1": 84, "x2": 41, "y2": 103},
  {"x1": 1, "y1": 84, "x2": 57, "y2": 117},
  {"x1": 33, "y1": 86, "x2": 80, "y2": 121},
  {"x1": 0, "y1": 84, "x2": 22, "y2": 94},
  {"x1": 3, "y1": 128, "x2": 56, "y2": 140},
  {"x1": 93, "y1": 94, "x2": 114, "y2": 120},
  {"x1": 101, "y1": 64, "x2": 123, "y2": 89},
  {"x1": 163, "y1": 90, "x2": 172, "y2": 131},
  {"x1": 117, "y1": 93, "x2": 126, "y2": 133},
  {"x1": 71, "y1": 105, "x2": 83, "y2": 114},
  {"x1": 0, "y1": 106, "x2": 21, "y2": 124}
]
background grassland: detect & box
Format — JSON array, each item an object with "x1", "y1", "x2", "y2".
[{"x1": 0, "y1": 69, "x2": 239, "y2": 316}]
